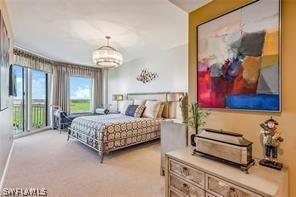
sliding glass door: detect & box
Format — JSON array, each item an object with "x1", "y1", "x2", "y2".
[
  {"x1": 31, "y1": 70, "x2": 48, "y2": 129},
  {"x1": 13, "y1": 66, "x2": 25, "y2": 134},
  {"x1": 12, "y1": 65, "x2": 50, "y2": 135}
]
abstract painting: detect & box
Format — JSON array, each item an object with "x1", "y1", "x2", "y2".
[
  {"x1": 0, "y1": 10, "x2": 10, "y2": 111},
  {"x1": 197, "y1": 0, "x2": 280, "y2": 111}
]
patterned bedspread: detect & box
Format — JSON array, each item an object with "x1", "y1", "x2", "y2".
[{"x1": 70, "y1": 114, "x2": 160, "y2": 152}]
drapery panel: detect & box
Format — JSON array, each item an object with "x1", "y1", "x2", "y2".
[
  {"x1": 13, "y1": 48, "x2": 103, "y2": 114},
  {"x1": 52, "y1": 62, "x2": 103, "y2": 113},
  {"x1": 13, "y1": 48, "x2": 53, "y2": 73},
  {"x1": 52, "y1": 65, "x2": 69, "y2": 113}
]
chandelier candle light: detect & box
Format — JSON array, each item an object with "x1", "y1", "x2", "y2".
[{"x1": 93, "y1": 36, "x2": 123, "y2": 68}]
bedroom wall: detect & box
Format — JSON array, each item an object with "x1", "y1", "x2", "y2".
[
  {"x1": 108, "y1": 44, "x2": 188, "y2": 106},
  {"x1": 0, "y1": 0, "x2": 14, "y2": 186},
  {"x1": 189, "y1": 0, "x2": 296, "y2": 196}
]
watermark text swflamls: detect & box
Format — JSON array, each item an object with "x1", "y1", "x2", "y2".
[{"x1": 2, "y1": 188, "x2": 48, "y2": 196}]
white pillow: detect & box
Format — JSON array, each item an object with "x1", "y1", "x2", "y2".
[
  {"x1": 143, "y1": 101, "x2": 162, "y2": 118},
  {"x1": 119, "y1": 100, "x2": 134, "y2": 114},
  {"x1": 134, "y1": 99, "x2": 146, "y2": 105},
  {"x1": 157, "y1": 103, "x2": 165, "y2": 118}
]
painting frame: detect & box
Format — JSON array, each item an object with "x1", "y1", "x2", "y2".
[{"x1": 196, "y1": 0, "x2": 281, "y2": 112}]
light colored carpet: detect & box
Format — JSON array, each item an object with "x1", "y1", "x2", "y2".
[{"x1": 4, "y1": 130, "x2": 164, "y2": 197}]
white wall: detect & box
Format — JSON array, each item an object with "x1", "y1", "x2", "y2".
[
  {"x1": 0, "y1": 99, "x2": 13, "y2": 171},
  {"x1": 0, "y1": 0, "x2": 14, "y2": 184},
  {"x1": 108, "y1": 44, "x2": 188, "y2": 106}
]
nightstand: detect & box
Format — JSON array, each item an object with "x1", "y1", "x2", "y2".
[
  {"x1": 160, "y1": 119, "x2": 188, "y2": 176},
  {"x1": 95, "y1": 108, "x2": 120, "y2": 115},
  {"x1": 108, "y1": 111, "x2": 120, "y2": 114}
]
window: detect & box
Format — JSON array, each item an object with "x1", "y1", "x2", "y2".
[{"x1": 70, "y1": 76, "x2": 92, "y2": 113}]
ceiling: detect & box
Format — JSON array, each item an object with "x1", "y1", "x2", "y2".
[
  {"x1": 7, "y1": 0, "x2": 194, "y2": 66},
  {"x1": 168, "y1": 0, "x2": 213, "y2": 13}
]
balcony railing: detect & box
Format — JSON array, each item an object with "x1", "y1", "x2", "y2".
[
  {"x1": 13, "y1": 103, "x2": 47, "y2": 131},
  {"x1": 13, "y1": 103, "x2": 23, "y2": 130},
  {"x1": 32, "y1": 104, "x2": 46, "y2": 129}
]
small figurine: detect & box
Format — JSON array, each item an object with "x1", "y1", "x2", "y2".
[{"x1": 259, "y1": 117, "x2": 284, "y2": 170}]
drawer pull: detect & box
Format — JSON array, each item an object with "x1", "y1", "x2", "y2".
[
  {"x1": 182, "y1": 167, "x2": 189, "y2": 176},
  {"x1": 181, "y1": 183, "x2": 190, "y2": 194},
  {"x1": 227, "y1": 187, "x2": 239, "y2": 197}
]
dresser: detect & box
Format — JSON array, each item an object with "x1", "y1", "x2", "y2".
[
  {"x1": 165, "y1": 147, "x2": 288, "y2": 197},
  {"x1": 160, "y1": 119, "x2": 188, "y2": 176}
]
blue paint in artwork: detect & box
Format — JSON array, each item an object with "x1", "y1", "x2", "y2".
[
  {"x1": 225, "y1": 94, "x2": 279, "y2": 111},
  {"x1": 209, "y1": 63, "x2": 223, "y2": 77},
  {"x1": 221, "y1": 58, "x2": 242, "y2": 82},
  {"x1": 228, "y1": 58, "x2": 242, "y2": 77}
]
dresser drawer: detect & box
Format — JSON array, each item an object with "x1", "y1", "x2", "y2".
[
  {"x1": 206, "y1": 192, "x2": 216, "y2": 197},
  {"x1": 169, "y1": 174, "x2": 205, "y2": 197},
  {"x1": 206, "y1": 174, "x2": 262, "y2": 197},
  {"x1": 170, "y1": 159, "x2": 205, "y2": 187},
  {"x1": 170, "y1": 188, "x2": 185, "y2": 197}
]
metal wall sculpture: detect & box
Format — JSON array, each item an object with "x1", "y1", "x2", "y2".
[{"x1": 136, "y1": 68, "x2": 158, "y2": 84}]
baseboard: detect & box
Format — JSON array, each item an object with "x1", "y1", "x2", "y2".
[{"x1": 0, "y1": 142, "x2": 14, "y2": 192}]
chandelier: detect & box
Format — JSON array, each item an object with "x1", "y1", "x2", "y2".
[{"x1": 93, "y1": 36, "x2": 123, "y2": 68}]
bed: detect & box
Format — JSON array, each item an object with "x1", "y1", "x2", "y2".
[
  {"x1": 68, "y1": 114, "x2": 160, "y2": 163},
  {"x1": 67, "y1": 92, "x2": 183, "y2": 163}
]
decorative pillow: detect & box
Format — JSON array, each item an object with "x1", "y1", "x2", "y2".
[
  {"x1": 157, "y1": 103, "x2": 165, "y2": 118},
  {"x1": 125, "y1": 105, "x2": 139, "y2": 117},
  {"x1": 134, "y1": 105, "x2": 146, "y2": 118},
  {"x1": 134, "y1": 99, "x2": 146, "y2": 105},
  {"x1": 143, "y1": 101, "x2": 162, "y2": 118},
  {"x1": 119, "y1": 100, "x2": 134, "y2": 114}
]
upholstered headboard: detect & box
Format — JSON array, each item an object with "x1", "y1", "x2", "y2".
[{"x1": 126, "y1": 92, "x2": 183, "y2": 119}]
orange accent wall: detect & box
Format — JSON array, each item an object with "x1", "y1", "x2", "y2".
[{"x1": 189, "y1": 0, "x2": 296, "y2": 195}]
